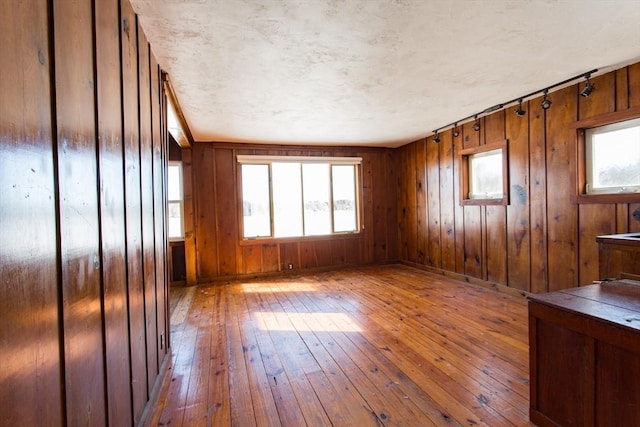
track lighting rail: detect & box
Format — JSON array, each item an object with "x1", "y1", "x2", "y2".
[{"x1": 431, "y1": 68, "x2": 598, "y2": 141}]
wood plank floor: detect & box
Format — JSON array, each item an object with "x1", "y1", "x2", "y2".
[{"x1": 150, "y1": 265, "x2": 532, "y2": 426}]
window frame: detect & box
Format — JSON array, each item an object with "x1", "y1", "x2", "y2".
[
  {"x1": 458, "y1": 140, "x2": 509, "y2": 206},
  {"x1": 167, "y1": 160, "x2": 185, "y2": 241},
  {"x1": 237, "y1": 155, "x2": 363, "y2": 242},
  {"x1": 570, "y1": 106, "x2": 640, "y2": 204}
]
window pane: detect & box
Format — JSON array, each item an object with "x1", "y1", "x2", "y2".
[
  {"x1": 588, "y1": 121, "x2": 640, "y2": 191},
  {"x1": 469, "y1": 149, "x2": 503, "y2": 198},
  {"x1": 272, "y1": 163, "x2": 303, "y2": 237},
  {"x1": 168, "y1": 201, "x2": 182, "y2": 239},
  {"x1": 332, "y1": 165, "x2": 357, "y2": 232},
  {"x1": 168, "y1": 164, "x2": 181, "y2": 201},
  {"x1": 302, "y1": 164, "x2": 331, "y2": 236},
  {"x1": 241, "y1": 164, "x2": 271, "y2": 238}
]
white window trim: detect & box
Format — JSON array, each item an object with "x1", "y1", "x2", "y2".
[
  {"x1": 585, "y1": 117, "x2": 640, "y2": 195},
  {"x1": 237, "y1": 155, "x2": 362, "y2": 165},
  {"x1": 238, "y1": 155, "x2": 362, "y2": 240},
  {"x1": 168, "y1": 161, "x2": 185, "y2": 241}
]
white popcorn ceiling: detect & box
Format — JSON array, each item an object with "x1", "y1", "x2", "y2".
[{"x1": 131, "y1": 0, "x2": 640, "y2": 148}]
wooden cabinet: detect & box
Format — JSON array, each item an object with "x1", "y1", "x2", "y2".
[
  {"x1": 597, "y1": 233, "x2": 640, "y2": 279},
  {"x1": 529, "y1": 281, "x2": 640, "y2": 426}
]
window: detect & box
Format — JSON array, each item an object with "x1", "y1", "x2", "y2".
[
  {"x1": 585, "y1": 118, "x2": 640, "y2": 194},
  {"x1": 168, "y1": 161, "x2": 184, "y2": 239},
  {"x1": 238, "y1": 156, "x2": 361, "y2": 239},
  {"x1": 458, "y1": 140, "x2": 509, "y2": 205},
  {"x1": 571, "y1": 107, "x2": 640, "y2": 203}
]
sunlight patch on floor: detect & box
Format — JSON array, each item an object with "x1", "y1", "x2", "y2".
[
  {"x1": 254, "y1": 311, "x2": 362, "y2": 332},
  {"x1": 240, "y1": 282, "x2": 317, "y2": 293}
]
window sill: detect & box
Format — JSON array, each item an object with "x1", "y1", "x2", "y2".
[
  {"x1": 239, "y1": 232, "x2": 362, "y2": 246},
  {"x1": 574, "y1": 193, "x2": 640, "y2": 204},
  {"x1": 460, "y1": 197, "x2": 508, "y2": 206}
]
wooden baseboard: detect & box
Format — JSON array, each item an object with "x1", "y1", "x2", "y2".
[
  {"x1": 398, "y1": 260, "x2": 531, "y2": 299},
  {"x1": 139, "y1": 352, "x2": 172, "y2": 427}
]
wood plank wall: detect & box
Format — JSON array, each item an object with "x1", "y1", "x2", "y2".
[
  {"x1": 396, "y1": 62, "x2": 640, "y2": 293},
  {"x1": 191, "y1": 144, "x2": 398, "y2": 281},
  {"x1": 0, "y1": 1, "x2": 169, "y2": 425}
]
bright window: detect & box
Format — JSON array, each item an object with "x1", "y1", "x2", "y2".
[
  {"x1": 238, "y1": 156, "x2": 361, "y2": 239},
  {"x1": 458, "y1": 140, "x2": 509, "y2": 206},
  {"x1": 585, "y1": 118, "x2": 640, "y2": 194},
  {"x1": 469, "y1": 148, "x2": 504, "y2": 199},
  {"x1": 168, "y1": 162, "x2": 184, "y2": 239}
]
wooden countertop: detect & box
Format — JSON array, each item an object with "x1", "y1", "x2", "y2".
[
  {"x1": 529, "y1": 279, "x2": 640, "y2": 333},
  {"x1": 596, "y1": 233, "x2": 640, "y2": 247}
]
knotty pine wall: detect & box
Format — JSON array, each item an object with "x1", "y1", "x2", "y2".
[
  {"x1": 396, "y1": 62, "x2": 640, "y2": 294},
  {"x1": 1, "y1": 1, "x2": 169, "y2": 425},
  {"x1": 191, "y1": 144, "x2": 398, "y2": 281}
]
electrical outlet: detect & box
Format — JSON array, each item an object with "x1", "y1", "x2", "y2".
[{"x1": 288, "y1": 263, "x2": 293, "y2": 270}]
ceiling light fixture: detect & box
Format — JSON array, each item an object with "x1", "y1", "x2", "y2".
[
  {"x1": 541, "y1": 89, "x2": 552, "y2": 110},
  {"x1": 514, "y1": 98, "x2": 526, "y2": 117},
  {"x1": 580, "y1": 73, "x2": 595, "y2": 97},
  {"x1": 473, "y1": 115, "x2": 480, "y2": 132},
  {"x1": 429, "y1": 68, "x2": 597, "y2": 143}
]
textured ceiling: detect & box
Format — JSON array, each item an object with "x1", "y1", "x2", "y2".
[{"x1": 131, "y1": 0, "x2": 640, "y2": 148}]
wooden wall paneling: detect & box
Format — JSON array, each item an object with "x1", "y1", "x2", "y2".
[
  {"x1": 385, "y1": 150, "x2": 398, "y2": 261},
  {"x1": 426, "y1": 136, "x2": 441, "y2": 268},
  {"x1": 438, "y1": 130, "x2": 456, "y2": 271},
  {"x1": 396, "y1": 145, "x2": 409, "y2": 260},
  {"x1": 528, "y1": 100, "x2": 549, "y2": 293},
  {"x1": 243, "y1": 245, "x2": 262, "y2": 274},
  {"x1": 629, "y1": 62, "x2": 640, "y2": 108},
  {"x1": 182, "y1": 147, "x2": 197, "y2": 283},
  {"x1": 416, "y1": 139, "x2": 428, "y2": 265},
  {"x1": 150, "y1": 53, "x2": 168, "y2": 363},
  {"x1": 262, "y1": 244, "x2": 280, "y2": 272},
  {"x1": 483, "y1": 112, "x2": 507, "y2": 284},
  {"x1": 137, "y1": 24, "x2": 159, "y2": 393},
  {"x1": 344, "y1": 236, "x2": 362, "y2": 265},
  {"x1": 628, "y1": 64, "x2": 640, "y2": 232},
  {"x1": 545, "y1": 86, "x2": 579, "y2": 291},
  {"x1": 371, "y1": 151, "x2": 389, "y2": 263},
  {"x1": 95, "y1": 0, "x2": 133, "y2": 424},
  {"x1": 53, "y1": 0, "x2": 106, "y2": 423},
  {"x1": 616, "y1": 67, "x2": 630, "y2": 110},
  {"x1": 452, "y1": 126, "x2": 466, "y2": 273},
  {"x1": 314, "y1": 240, "x2": 333, "y2": 267},
  {"x1": 121, "y1": 0, "x2": 148, "y2": 419},
  {"x1": 361, "y1": 151, "x2": 375, "y2": 264},
  {"x1": 214, "y1": 148, "x2": 238, "y2": 275},
  {"x1": 462, "y1": 122, "x2": 482, "y2": 278},
  {"x1": 577, "y1": 73, "x2": 617, "y2": 284},
  {"x1": 406, "y1": 143, "x2": 418, "y2": 263},
  {"x1": 331, "y1": 239, "x2": 346, "y2": 266},
  {"x1": 193, "y1": 143, "x2": 218, "y2": 280},
  {"x1": 0, "y1": 2, "x2": 63, "y2": 424},
  {"x1": 506, "y1": 102, "x2": 532, "y2": 292},
  {"x1": 614, "y1": 64, "x2": 630, "y2": 233},
  {"x1": 281, "y1": 242, "x2": 299, "y2": 271},
  {"x1": 300, "y1": 241, "x2": 317, "y2": 269}
]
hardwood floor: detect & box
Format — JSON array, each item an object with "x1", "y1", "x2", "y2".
[{"x1": 150, "y1": 265, "x2": 532, "y2": 426}]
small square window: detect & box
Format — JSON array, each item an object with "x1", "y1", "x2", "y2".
[
  {"x1": 585, "y1": 118, "x2": 640, "y2": 194},
  {"x1": 459, "y1": 140, "x2": 509, "y2": 206}
]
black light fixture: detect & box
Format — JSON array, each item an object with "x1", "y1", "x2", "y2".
[
  {"x1": 473, "y1": 115, "x2": 480, "y2": 132},
  {"x1": 541, "y1": 89, "x2": 552, "y2": 110},
  {"x1": 581, "y1": 73, "x2": 595, "y2": 97},
  {"x1": 428, "y1": 68, "x2": 597, "y2": 143},
  {"x1": 514, "y1": 98, "x2": 526, "y2": 117},
  {"x1": 453, "y1": 123, "x2": 460, "y2": 137}
]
